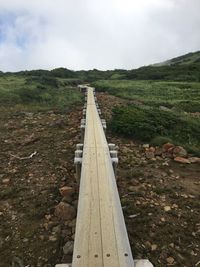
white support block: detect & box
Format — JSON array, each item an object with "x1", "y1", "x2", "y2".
[
  {"x1": 108, "y1": 143, "x2": 116, "y2": 150},
  {"x1": 76, "y1": 143, "x2": 83, "y2": 150},
  {"x1": 134, "y1": 259, "x2": 154, "y2": 267}
]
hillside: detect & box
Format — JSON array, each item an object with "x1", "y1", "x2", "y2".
[{"x1": 152, "y1": 51, "x2": 200, "y2": 67}]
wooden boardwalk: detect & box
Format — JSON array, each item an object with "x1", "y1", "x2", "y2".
[
  {"x1": 56, "y1": 86, "x2": 153, "y2": 267},
  {"x1": 72, "y1": 86, "x2": 134, "y2": 267}
]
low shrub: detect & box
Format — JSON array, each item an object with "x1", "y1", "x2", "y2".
[{"x1": 110, "y1": 105, "x2": 200, "y2": 152}]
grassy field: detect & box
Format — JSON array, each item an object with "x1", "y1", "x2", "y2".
[
  {"x1": 93, "y1": 80, "x2": 200, "y2": 112},
  {"x1": 0, "y1": 75, "x2": 82, "y2": 112},
  {"x1": 93, "y1": 79, "x2": 200, "y2": 154}
]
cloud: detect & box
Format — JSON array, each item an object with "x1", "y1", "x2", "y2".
[{"x1": 0, "y1": 0, "x2": 199, "y2": 71}]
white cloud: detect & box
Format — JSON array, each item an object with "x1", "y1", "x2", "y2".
[{"x1": 0, "y1": 0, "x2": 199, "y2": 71}]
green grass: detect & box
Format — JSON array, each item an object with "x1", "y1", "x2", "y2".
[
  {"x1": 0, "y1": 75, "x2": 82, "y2": 111},
  {"x1": 93, "y1": 79, "x2": 200, "y2": 154},
  {"x1": 93, "y1": 79, "x2": 200, "y2": 112},
  {"x1": 110, "y1": 105, "x2": 200, "y2": 154}
]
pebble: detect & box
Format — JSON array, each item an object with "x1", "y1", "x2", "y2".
[
  {"x1": 49, "y1": 236, "x2": 57, "y2": 242},
  {"x1": 164, "y1": 206, "x2": 171, "y2": 212},
  {"x1": 63, "y1": 241, "x2": 74, "y2": 255},
  {"x1": 166, "y1": 257, "x2": 175, "y2": 264},
  {"x1": 151, "y1": 244, "x2": 157, "y2": 251},
  {"x1": 2, "y1": 178, "x2": 10, "y2": 184}
]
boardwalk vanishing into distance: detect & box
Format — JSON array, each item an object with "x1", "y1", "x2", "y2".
[{"x1": 56, "y1": 85, "x2": 153, "y2": 267}]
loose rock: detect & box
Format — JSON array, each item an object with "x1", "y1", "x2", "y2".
[
  {"x1": 63, "y1": 241, "x2": 74, "y2": 255},
  {"x1": 54, "y1": 202, "x2": 76, "y2": 220},
  {"x1": 174, "y1": 157, "x2": 190, "y2": 164}
]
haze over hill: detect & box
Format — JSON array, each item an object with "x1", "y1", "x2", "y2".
[{"x1": 152, "y1": 51, "x2": 200, "y2": 66}]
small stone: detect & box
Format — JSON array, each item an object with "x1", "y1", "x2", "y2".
[
  {"x1": 173, "y1": 146, "x2": 187, "y2": 158},
  {"x1": 188, "y1": 157, "x2": 200, "y2": 163},
  {"x1": 49, "y1": 236, "x2": 57, "y2": 242},
  {"x1": 164, "y1": 206, "x2": 171, "y2": 212},
  {"x1": 45, "y1": 214, "x2": 51, "y2": 220},
  {"x1": 143, "y1": 144, "x2": 149, "y2": 149},
  {"x1": 39, "y1": 235, "x2": 45, "y2": 241},
  {"x1": 151, "y1": 244, "x2": 157, "y2": 251},
  {"x1": 63, "y1": 241, "x2": 74, "y2": 255},
  {"x1": 52, "y1": 225, "x2": 61, "y2": 234},
  {"x1": 59, "y1": 186, "x2": 74, "y2": 198},
  {"x1": 2, "y1": 178, "x2": 10, "y2": 184},
  {"x1": 145, "y1": 151, "x2": 155, "y2": 159},
  {"x1": 162, "y1": 143, "x2": 174, "y2": 152},
  {"x1": 174, "y1": 157, "x2": 190, "y2": 164},
  {"x1": 162, "y1": 162, "x2": 169, "y2": 166},
  {"x1": 149, "y1": 147, "x2": 156, "y2": 153},
  {"x1": 166, "y1": 257, "x2": 175, "y2": 264},
  {"x1": 54, "y1": 202, "x2": 76, "y2": 220},
  {"x1": 128, "y1": 186, "x2": 135, "y2": 192}
]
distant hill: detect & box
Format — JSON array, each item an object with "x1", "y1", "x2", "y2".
[
  {"x1": 0, "y1": 50, "x2": 200, "y2": 82},
  {"x1": 152, "y1": 51, "x2": 200, "y2": 67}
]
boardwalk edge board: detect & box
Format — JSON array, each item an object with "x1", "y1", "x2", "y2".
[{"x1": 56, "y1": 85, "x2": 154, "y2": 267}]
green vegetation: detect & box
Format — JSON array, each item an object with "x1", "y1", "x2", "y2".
[
  {"x1": 153, "y1": 51, "x2": 200, "y2": 66},
  {"x1": 93, "y1": 79, "x2": 200, "y2": 112},
  {"x1": 0, "y1": 75, "x2": 82, "y2": 111},
  {"x1": 110, "y1": 105, "x2": 200, "y2": 154},
  {"x1": 93, "y1": 79, "x2": 200, "y2": 154}
]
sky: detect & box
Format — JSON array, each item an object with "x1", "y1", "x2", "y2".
[{"x1": 0, "y1": 0, "x2": 200, "y2": 71}]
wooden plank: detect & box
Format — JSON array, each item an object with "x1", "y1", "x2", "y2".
[{"x1": 72, "y1": 86, "x2": 134, "y2": 267}]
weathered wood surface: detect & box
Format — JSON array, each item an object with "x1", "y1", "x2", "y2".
[{"x1": 72, "y1": 87, "x2": 134, "y2": 267}]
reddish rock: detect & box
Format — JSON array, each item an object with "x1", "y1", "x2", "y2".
[
  {"x1": 174, "y1": 157, "x2": 190, "y2": 164},
  {"x1": 149, "y1": 147, "x2": 156, "y2": 153},
  {"x1": 54, "y1": 202, "x2": 76, "y2": 220},
  {"x1": 162, "y1": 143, "x2": 174, "y2": 152},
  {"x1": 173, "y1": 146, "x2": 187, "y2": 158},
  {"x1": 168, "y1": 147, "x2": 175, "y2": 154},
  {"x1": 59, "y1": 186, "x2": 74, "y2": 197}
]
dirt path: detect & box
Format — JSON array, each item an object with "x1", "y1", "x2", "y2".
[
  {"x1": 0, "y1": 107, "x2": 81, "y2": 267},
  {"x1": 97, "y1": 92, "x2": 200, "y2": 267}
]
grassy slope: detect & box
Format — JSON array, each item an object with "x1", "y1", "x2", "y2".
[
  {"x1": 0, "y1": 75, "x2": 82, "y2": 111},
  {"x1": 153, "y1": 51, "x2": 200, "y2": 66},
  {"x1": 93, "y1": 79, "x2": 200, "y2": 154}
]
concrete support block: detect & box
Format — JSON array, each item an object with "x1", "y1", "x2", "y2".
[
  {"x1": 76, "y1": 143, "x2": 83, "y2": 150},
  {"x1": 97, "y1": 108, "x2": 101, "y2": 115},
  {"x1": 82, "y1": 109, "x2": 86, "y2": 117},
  {"x1": 74, "y1": 150, "x2": 83, "y2": 183},
  {"x1": 55, "y1": 260, "x2": 153, "y2": 267},
  {"x1": 110, "y1": 150, "x2": 118, "y2": 176},
  {"x1": 108, "y1": 143, "x2": 119, "y2": 151},
  {"x1": 101, "y1": 119, "x2": 107, "y2": 132},
  {"x1": 134, "y1": 259, "x2": 154, "y2": 267}
]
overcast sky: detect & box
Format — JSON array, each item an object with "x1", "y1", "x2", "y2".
[{"x1": 0, "y1": 0, "x2": 199, "y2": 71}]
